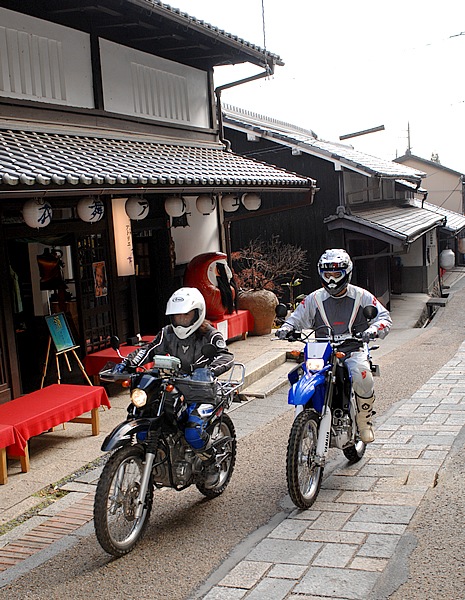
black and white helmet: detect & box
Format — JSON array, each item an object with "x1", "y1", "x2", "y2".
[
  {"x1": 165, "y1": 287, "x2": 206, "y2": 339},
  {"x1": 318, "y1": 249, "x2": 353, "y2": 296}
]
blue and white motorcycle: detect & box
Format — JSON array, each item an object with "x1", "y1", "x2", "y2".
[{"x1": 275, "y1": 304, "x2": 379, "y2": 509}]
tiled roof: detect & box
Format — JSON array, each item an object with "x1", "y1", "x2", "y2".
[
  {"x1": 412, "y1": 199, "x2": 465, "y2": 233},
  {"x1": 223, "y1": 106, "x2": 426, "y2": 182},
  {"x1": 0, "y1": 128, "x2": 314, "y2": 192},
  {"x1": 325, "y1": 203, "x2": 445, "y2": 244}
]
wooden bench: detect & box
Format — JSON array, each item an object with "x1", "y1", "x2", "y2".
[{"x1": 0, "y1": 384, "x2": 110, "y2": 484}]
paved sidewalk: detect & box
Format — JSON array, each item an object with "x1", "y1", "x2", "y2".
[{"x1": 192, "y1": 342, "x2": 465, "y2": 599}]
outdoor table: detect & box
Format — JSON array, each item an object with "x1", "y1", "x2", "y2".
[
  {"x1": 0, "y1": 423, "x2": 16, "y2": 484},
  {"x1": 0, "y1": 384, "x2": 111, "y2": 472},
  {"x1": 210, "y1": 309, "x2": 254, "y2": 341}
]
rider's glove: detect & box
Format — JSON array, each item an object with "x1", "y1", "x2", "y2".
[
  {"x1": 113, "y1": 361, "x2": 128, "y2": 374},
  {"x1": 361, "y1": 327, "x2": 377, "y2": 344},
  {"x1": 275, "y1": 325, "x2": 294, "y2": 340}
]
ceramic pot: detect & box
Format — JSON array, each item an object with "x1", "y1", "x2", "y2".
[{"x1": 237, "y1": 289, "x2": 278, "y2": 336}]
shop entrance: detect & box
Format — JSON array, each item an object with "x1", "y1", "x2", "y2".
[{"x1": 133, "y1": 222, "x2": 175, "y2": 336}]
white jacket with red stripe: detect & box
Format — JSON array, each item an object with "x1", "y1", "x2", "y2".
[{"x1": 284, "y1": 284, "x2": 392, "y2": 339}]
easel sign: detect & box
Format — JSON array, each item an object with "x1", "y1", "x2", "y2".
[
  {"x1": 45, "y1": 312, "x2": 78, "y2": 354},
  {"x1": 42, "y1": 313, "x2": 92, "y2": 387}
]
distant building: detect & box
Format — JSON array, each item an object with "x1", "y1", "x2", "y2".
[{"x1": 395, "y1": 153, "x2": 465, "y2": 215}]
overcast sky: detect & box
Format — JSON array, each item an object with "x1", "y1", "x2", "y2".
[{"x1": 171, "y1": 0, "x2": 465, "y2": 173}]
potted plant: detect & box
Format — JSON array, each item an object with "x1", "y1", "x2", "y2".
[{"x1": 231, "y1": 236, "x2": 308, "y2": 335}]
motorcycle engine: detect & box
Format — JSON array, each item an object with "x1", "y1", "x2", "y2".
[
  {"x1": 331, "y1": 408, "x2": 352, "y2": 449},
  {"x1": 152, "y1": 433, "x2": 195, "y2": 487}
]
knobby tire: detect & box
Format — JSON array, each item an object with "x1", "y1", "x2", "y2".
[
  {"x1": 286, "y1": 409, "x2": 323, "y2": 509},
  {"x1": 94, "y1": 445, "x2": 153, "y2": 557}
]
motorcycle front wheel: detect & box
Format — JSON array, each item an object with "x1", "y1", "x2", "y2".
[
  {"x1": 286, "y1": 409, "x2": 323, "y2": 509},
  {"x1": 94, "y1": 445, "x2": 153, "y2": 557},
  {"x1": 196, "y1": 413, "x2": 237, "y2": 499}
]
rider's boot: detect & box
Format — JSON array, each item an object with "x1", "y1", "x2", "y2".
[{"x1": 355, "y1": 394, "x2": 375, "y2": 443}]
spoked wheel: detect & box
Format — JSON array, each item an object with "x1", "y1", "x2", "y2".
[
  {"x1": 286, "y1": 409, "x2": 323, "y2": 509},
  {"x1": 196, "y1": 414, "x2": 237, "y2": 499},
  {"x1": 343, "y1": 439, "x2": 366, "y2": 463},
  {"x1": 94, "y1": 445, "x2": 153, "y2": 556}
]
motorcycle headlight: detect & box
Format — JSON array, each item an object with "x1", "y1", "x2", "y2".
[
  {"x1": 131, "y1": 389, "x2": 147, "y2": 407},
  {"x1": 306, "y1": 358, "x2": 325, "y2": 372}
]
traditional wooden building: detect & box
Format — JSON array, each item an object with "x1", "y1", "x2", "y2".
[
  {"x1": 0, "y1": 1, "x2": 315, "y2": 399},
  {"x1": 222, "y1": 105, "x2": 446, "y2": 306}
]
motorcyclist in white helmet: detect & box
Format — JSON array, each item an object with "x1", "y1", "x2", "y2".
[
  {"x1": 119, "y1": 287, "x2": 234, "y2": 480},
  {"x1": 276, "y1": 249, "x2": 392, "y2": 443}
]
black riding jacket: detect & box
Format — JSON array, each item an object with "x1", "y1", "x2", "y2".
[{"x1": 125, "y1": 323, "x2": 234, "y2": 377}]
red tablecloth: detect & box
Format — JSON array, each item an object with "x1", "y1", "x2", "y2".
[
  {"x1": 84, "y1": 336, "x2": 154, "y2": 376},
  {"x1": 0, "y1": 384, "x2": 110, "y2": 456},
  {"x1": 210, "y1": 310, "x2": 254, "y2": 340},
  {"x1": 0, "y1": 423, "x2": 15, "y2": 450}
]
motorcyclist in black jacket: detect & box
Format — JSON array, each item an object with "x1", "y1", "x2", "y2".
[{"x1": 118, "y1": 287, "x2": 234, "y2": 479}]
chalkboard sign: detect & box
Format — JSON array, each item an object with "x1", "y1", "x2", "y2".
[{"x1": 45, "y1": 312, "x2": 78, "y2": 353}]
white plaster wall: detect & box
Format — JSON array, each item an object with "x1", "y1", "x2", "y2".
[
  {"x1": 170, "y1": 197, "x2": 220, "y2": 264},
  {"x1": 100, "y1": 39, "x2": 209, "y2": 127},
  {"x1": 0, "y1": 7, "x2": 93, "y2": 107},
  {"x1": 401, "y1": 238, "x2": 423, "y2": 267}
]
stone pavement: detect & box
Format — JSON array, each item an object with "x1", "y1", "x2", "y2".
[
  {"x1": 192, "y1": 341, "x2": 465, "y2": 599},
  {"x1": 0, "y1": 268, "x2": 464, "y2": 591}
]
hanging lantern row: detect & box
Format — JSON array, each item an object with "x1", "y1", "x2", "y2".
[
  {"x1": 76, "y1": 197, "x2": 105, "y2": 223},
  {"x1": 220, "y1": 193, "x2": 262, "y2": 213},
  {"x1": 163, "y1": 193, "x2": 262, "y2": 218},
  {"x1": 22, "y1": 196, "x2": 153, "y2": 228},
  {"x1": 125, "y1": 196, "x2": 149, "y2": 220}
]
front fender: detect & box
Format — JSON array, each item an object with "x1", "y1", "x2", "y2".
[
  {"x1": 288, "y1": 372, "x2": 326, "y2": 413},
  {"x1": 101, "y1": 418, "x2": 153, "y2": 452}
]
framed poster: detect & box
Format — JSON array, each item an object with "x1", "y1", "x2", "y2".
[
  {"x1": 45, "y1": 312, "x2": 77, "y2": 353},
  {"x1": 93, "y1": 260, "x2": 108, "y2": 297}
]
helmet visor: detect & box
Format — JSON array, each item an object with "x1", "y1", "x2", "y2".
[
  {"x1": 171, "y1": 309, "x2": 196, "y2": 328},
  {"x1": 322, "y1": 270, "x2": 343, "y2": 281}
]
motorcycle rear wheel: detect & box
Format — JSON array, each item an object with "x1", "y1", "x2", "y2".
[
  {"x1": 286, "y1": 409, "x2": 323, "y2": 509},
  {"x1": 343, "y1": 439, "x2": 366, "y2": 463},
  {"x1": 196, "y1": 413, "x2": 236, "y2": 499},
  {"x1": 94, "y1": 445, "x2": 153, "y2": 557}
]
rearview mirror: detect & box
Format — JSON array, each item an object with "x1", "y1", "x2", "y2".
[
  {"x1": 275, "y1": 303, "x2": 288, "y2": 318},
  {"x1": 110, "y1": 335, "x2": 121, "y2": 351},
  {"x1": 363, "y1": 305, "x2": 378, "y2": 320}
]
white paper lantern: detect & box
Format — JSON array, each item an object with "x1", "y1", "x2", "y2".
[
  {"x1": 241, "y1": 193, "x2": 262, "y2": 211},
  {"x1": 22, "y1": 198, "x2": 53, "y2": 228},
  {"x1": 125, "y1": 196, "x2": 149, "y2": 220},
  {"x1": 221, "y1": 194, "x2": 240, "y2": 212},
  {"x1": 77, "y1": 197, "x2": 104, "y2": 222},
  {"x1": 196, "y1": 194, "x2": 216, "y2": 216},
  {"x1": 164, "y1": 196, "x2": 186, "y2": 218}
]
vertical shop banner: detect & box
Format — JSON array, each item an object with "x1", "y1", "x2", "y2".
[{"x1": 112, "y1": 197, "x2": 135, "y2": 276}]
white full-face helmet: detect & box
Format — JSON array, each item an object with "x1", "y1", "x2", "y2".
[
  {"x1": 318, "y1": 249, "x2": 353, "y2": 296},
  {"x1": 166, "y1": 287, "x2": 206, "y2": 339}
]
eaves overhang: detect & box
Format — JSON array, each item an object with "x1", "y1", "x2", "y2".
[
  {"x1": 324, "y1": 205, "x2": 446, "y2": 247},
  {"x1": 0, "y1": 126, "x2": 316, "y2": 199}
]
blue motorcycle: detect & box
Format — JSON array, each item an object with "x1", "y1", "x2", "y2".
[{"x1": 276, "y1": 304, "x2": 379, "y2": 509}]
